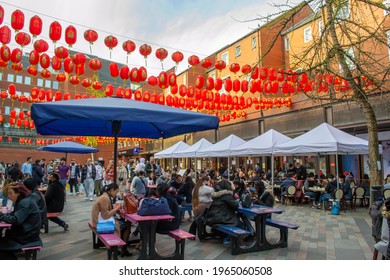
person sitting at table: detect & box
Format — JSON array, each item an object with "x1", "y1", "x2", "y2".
[
  {"x1": 303, "y1": 172, "x2": 320, "y2": 208},
  {"x1": 0, "y1": 182, "x2": 42, "y2": 260},
  {"x1": 280, "y1": 172, "x2": 296, "y2": 200},
  {"x1": 338, "y1": 174, "x2": 352, "y2": 201},
  {"x1": 91, "y1": 183, "x2": 132, "y2": 257},
  {"x1": 23, "y1": 178, "x2": 47, "y2": 230},
  {"x1": 45, "y1": 172, "x2": 69, "y2": 231},
  {"x1": 178, "y1": 176, "x2": 195, "y2": 221},
  {"x1": 317, "y1": 174, "x2": 338, "y2": 209},
  {"x1": 190, "y1": 176, "x2": 213, "y2": 234},
  {"x1": 253, "y1": 181, "x2": 275, "y2": 208},
  {"x1": 0, "y1": 178, "x2": 12, "y2": 207},
  {"x1": 155, "y1": 183, "x2": 181, "y2": 234}
]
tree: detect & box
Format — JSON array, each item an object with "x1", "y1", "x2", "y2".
[{"x1": 249, "y1": 0, "x2": 390, "y2": 188}]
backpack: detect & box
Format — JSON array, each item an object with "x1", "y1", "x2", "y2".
[
  {"x1": 369, "y1": 199, "x2": 384, "y2": 242},
  {"x1": 240, "y1": 191, "x2": 252, "y2": 208}
]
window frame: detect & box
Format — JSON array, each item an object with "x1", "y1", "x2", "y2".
[
  {"x1": 235, "y1": 45, "x2": 241, "y2": 58},
  {"x1": 221, "y1": 51, "x2": 229, "y2": 65},
  {"x1": 251, "y1": 36, "x2": 256, "y2": 49},
  {"x1": 303, "y1": 26, "x2": 312, "y2": 43},
  {"x1": 284, "y1": 36, "x2": 290, "y2": 51}
]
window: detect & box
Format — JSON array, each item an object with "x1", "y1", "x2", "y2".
[
  {"x1": 339, "y1": 47, "x2": 356, "y2": 72},
  {"x1": 303, "y1": 27, "x2": 312, "y2": 43},
  {"x1": 235, "y1": 45, "x2": 241, "y2": 58},
  {"x1": 24, "y1": 91, "x2": 30, "y2": 97},
  {"x1": 251, "y1": 36, "x2": 256, "y2": 49},
  {"x1": 384, "y1": 0, "x2": 389, "y2": 15},
  {"x1": 221, "y1": 51, "x2": 229, "y2": 65},
  {"x1": 182, "y1": 73, "x2": 187, "y2": 86},
  {"x1": 4, "y1": 106, "x2": 10, "y2": 115},
  {"x1": 7, "y1": 74, "x2": 14, "y2": 82},
  {"x1": 335, "y1": 0, "x2": 350, "y2": 20},
  {"x1": 387, "y1": 30, "x2": 390, "y2": 59},
  {"x1": 318, "y1": 20, "x2": 324, "y2": 35},
  {"x1": 284, "y1": 37, "x2": 290, "y2": 51},
  {"x1": 24, "y1": 76, "x2": 31, "y2": 85},
  {"x1": 37, "y1": 78, "x2": 44, "y2": 87},
  {"x1": 16, "y1": 75, "x2": 23, "y2": 84},
  {"x1": 45, "y1": 80, "x2": 51, "y2": 88},
  {"x1": 0, "y1": 72, "x2": 2, "y2": 81},
  {"x1": 52, "y1": 81, "x2": 59, "y2": 89}
]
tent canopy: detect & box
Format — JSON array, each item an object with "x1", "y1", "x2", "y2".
[
  {"x1": 37, "y1": 141, "x2": 99, "y2": 154},
  {"x1": 273, "y1": 123, "x2": 378, "y2": 155},
  {"x1": 230, "y1": 129, "x2": 291, "y2": 156},
  {"x1": 154, "y1": 141, "x2": 190, "y2": 159},
  {"x1": 31, "y1": 98, "x2": 219, "y2": 139},
  {"x1": 196, "y1": 134, "x2": 246, "y2": 158},
  {"x1": 171, "y1": 138, "x2": 213, "y2": 158}
]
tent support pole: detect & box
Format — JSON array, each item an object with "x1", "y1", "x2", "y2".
[
  {"x1": 228, "y1": 156, "x2": 230, "y2": 180},
  {"x1": 336, "y1": 152, "x2": 339, "y2": 189},
  {"x1": 317, "y1": 153, "x2": 321, "y2": 177},
  {"x1": 112, "y1": 120, "x2": 122, "y2": 183},
  {"x1": 194, "y1": 156, "x2": 197, "y2": 183},
  {"x1": 271, "y1": 153, "x2": 274, "y2": 187}
]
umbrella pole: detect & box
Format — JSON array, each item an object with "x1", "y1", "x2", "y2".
[
  {"x1": 271, "y1": 153, "x2": 274, "y2": 186},
  {"x1": 112, "y1": 121, "x2": 122, "y2": 183},
  {"x1": 336, "y1": 152, "x2": 339, "y2": 189}
]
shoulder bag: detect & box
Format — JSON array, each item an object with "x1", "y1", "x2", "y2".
[{"x1": 137, "y1": 196, "x2": 172, "y2": 216}]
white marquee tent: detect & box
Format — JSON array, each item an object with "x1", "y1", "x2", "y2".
[{"x1": 154, "y1": 141, "x2": 190, "y2": 159}]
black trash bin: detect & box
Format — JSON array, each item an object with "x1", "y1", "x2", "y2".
[{"x1": 371, "y1": 185, "x2": 382, "y2": 203}]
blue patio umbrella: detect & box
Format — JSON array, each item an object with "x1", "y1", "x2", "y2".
[
  {"x1": 37, "y1": 141, "x2": 99, "y2": 160},
  {"x1": 31, "y1": 98, "x2": 219, "y2": 180}
]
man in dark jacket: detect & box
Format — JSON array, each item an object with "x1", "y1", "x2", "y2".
[
  {"x1": 156, "y1": 183, "x2": 181, "y2": 234},
  {"x1": 81, "y1": 158, "x2": 96, "y2": 201},
  {"x1": 32, "y1": 159, "x2": 44, "y2": 186},
  {"x1": 45, "y1": 173, "x2": 68, "y2": 231},
  {"x1": 24, "y1": 178, "x2": 47, "y2": 229},
  {"x1": 253, "y1": 180, "x2": 275, "y2": 208}
]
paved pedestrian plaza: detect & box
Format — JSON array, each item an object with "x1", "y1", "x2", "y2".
[{"x1": 37, "y1": 194, "x2": 375, "y2": 260}]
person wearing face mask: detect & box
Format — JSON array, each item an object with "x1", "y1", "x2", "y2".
[{"x1": 68, "y1": 159, "x2": 81, "y2": 195}]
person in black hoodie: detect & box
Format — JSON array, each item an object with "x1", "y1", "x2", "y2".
[
  {"x1": 318, "y1": 174, "x2": 338, "y2": 209},
  {"x1": 45, "y1": 172, "x2": 68, "y2": 231},
  {"x1": 156, "y1": 183, "x2": 181, "y2": 234},
  {"x1": 24, "y1": 178, "x2": 47, "y2": 229},
  {"x1": 0, "y1": 182, "x2": 42, "y2": 259},
  {"x1": 32, "y1": 159, "x2": 44, "y2": 186}
]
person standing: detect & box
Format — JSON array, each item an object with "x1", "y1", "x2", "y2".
[
  {"x1": 94, "y1": 162, "x2": 103, "y2": 197},
  {"x1": 145, "y1": 157, "x2": 156, "y2": 179},
  {"x1": 130, "y1": 170, "x2": 147, "y2": 197},
  {"x1": 105, "y1": 160, "x2": 114, "y2": 185},
  {"x1": 81, "y1": 158, "x2": 96, "y2": 201},
  {"x1": 116, "y1": 160, "x2": 128, "y2": 196},
  {"x1": 57, "y1": 157, "x2": 70, "y2": 188},
  {"x1": 32, "y1": 159, "x2": 44, "y2": 186},
  {"x1": 45, "y1": 173, "x2": 69, "y2": 231},
  {"x1": 68, "y1": 159, "x2": 81, "y2": 195},
  {"x1": 21, "y1": 157, "x2": 33, "y2": 177}
]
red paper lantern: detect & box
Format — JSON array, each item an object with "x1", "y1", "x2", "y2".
[
  {"x1": 0, "y1": 26, "x2": 11, "y2": 44},
  {"x1": 63, "y1": 57, "x2": 74, "y2": 74},
  {"x1": 0, "y1": 114, "x2": 3, "y2": 123},
  {"x1": 38, "y1": 88, "x2": 45, "y2": 101},
  {"x1": 51, "y1": 56, "x2": 62, "y2": 71},
  {"x1": 120, "y1": 66, "x2": 130, "y2": 81},
  {"x1": 63, "y1": 92, "x2": 71, "y2": 100},
  {"x1": 138, "y1": 67, "x2": 147, "y2": 82},
  {"x1": 69, "y1": 75, "x2": 80, "y2": 85},
  {"x1": 215, "y1": 78, "x2": 223, "y2": 91},
  {"x1": 122, "y1": 40, "x2": 136, "y2": 54},
  {"x1": 30, "y1": 87, "x2": 38, "y2": 99},
  {"x1": 215, "y1": 60, "x2": 226, "y2": 71},
  {"x1": 84, "y1": 29, "x2": 98, "y2": 45},
  {"x1": 0, "y1": 5, "x2": 4, "y2": 25},
  {"x1": 92, "y1": 81, "x2": 103, "y2": 90},
  {"x1": 187, "y1": 86, "x2": 195, "y2": 98},
  {"x1": 105, "y1": 84, "x2": 114, "y2": 97},
  {"x1": 179, "y1": 84, "x2": 187, "y2": 97},
  {"x1": 11, "y1": 10, "x2": 25, "y2": 32},
  {"x1": 196, "y1": 75, "x2": 204, "y2": 89},
  {"x1": 188, "y1": 55, "x2": 200, "y2": 67},
  {"x1": 12, "y1": 62, "x2": 23, "y2": 72},
  {"x1": 46, "y1": 90, "x2": 53, "y2": 101},
  {"x1": 139, "y1": 44, "x2": 152, "y2": 58},
  {"x1": 129, "y1": 68, "x2": 139, "y2": 82},
  {"x1": 143, "y1": 91, "x2": 151, "y2": 102},
  {"x1": 19, "y1": 111, "x2": 24, "y2": 120},
  {"x1": 49, "y1": 21, "x2": 62, "y2": 42},
  {"x1": 268, "y1": 68, "x2": 277, "y2": 81},
  {"x1": 10, "y1": 109, "x2": 16, "y2": 119},
  {"x1": 241, "y1": 80, "x2": 249, "y2": 93},
  {"x1": 134, "y1": 90, "x2": 142, "y2": 101},
  {"x1": 155, "y1": 48, "x2": 168, "y2": 62},
  {"x1": 148, "y1": 76, "x2": 158, "y2": 86},
  {"x1": 109, "y1": 63, "x2": 119, "y2": 79},
  {"x1": 29, "y1": 120, "x2": 35, "y2": 130},
  {"x1": 1, "y1": 90, "x2": 8, "y2": 101},
  {"x1": 277, "y1": 69, "x2": 285, "y2": 82},
  {"x1": 56, "y1": 73, "x2": 66, "y2": 82},
  {"x1": 224, "y1": 78, "x2": 232, "y2": 92},
  {"x1": 251, "y1": 66, "x2": 259, "y2": 79},
  {"x1": 168, "y1": 73, "x2": 177, "y2": 87},
  {"x1": 0, "y1": 45, "x2": 10, "y2": 62},
  {"x1": 39, "y1": 53, "x2": 50, "y2": 69},
  {"x1": 170, "y1": 84, "x2": 178, "y2": 95},
  {"x1": 232, "y1": 79, "x2": 241, "y2": 93},
  {"x1": 158, "y1": 71, "x2": 168, "y2": 89},
  {"x1": 29, "y1": 50, "x2": 39, "y2": 65},
  {"x1": 171, "y1": 51, "x2": 184, "y2": 65},
  {"x1": 8, "y1": 84, "x2": 16, "y2": 96},
  {"x1": 72, "y1": 53, "x2": 86, "y2": 65},
  {"x1": 15, "y1": 32, "x2": 31, "y2": 47},
  {"x1": 259, "y1": 67, "x2": 268, "y2": 80},
  {"x1": 88, "y1": 58, "x2": 102, "y2": 71},
  {"x1": 82, "y1": 78, "x2": 92, "y2": 88},
  {"x1": 29, "y1": 15, "x2": 43, "y2": 38},
  {"x1": 10, "y1": 48, "x2": 22, "y2": 64},
  {"x1": 206, "y1": 77, "x2": 214, "y2": 90},
  {"x1": 104, "y1": 35, "x2": 118, "y2": 50},
  {"x1": 54, "y1": 46, "x2": 69, "y2": 59},
  {"x1": 33, "y1": 39, "x2": 49, "y2": 53},
  {"x1": 229, "y1": 63, "x2": 240, "y2": 74},
  {"x1": 241, "y1": 64, "x2": 251, "y2": 75},
  {"x1": 200, "y1": 58, "x2": 213, "y2": 70},
  {"x1": 124, "y1": 88, "x2": 132, "y2": 99},
  {"x1": 114, "y1": 86, "x2": 123, "y2": 98},
  {"x1": 16, "y1": 118, "x2": 22, "y2": 128},
  {"x1": 75, "y1": 64, "x2": 85, "y2": 76},
  {"x1": 65, "y1": 25, "x2": 77, "y2": 47}
]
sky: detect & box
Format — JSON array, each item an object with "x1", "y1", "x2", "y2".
[{"x1": 0, "y1": 0, "x2": 293, "y2": 76}]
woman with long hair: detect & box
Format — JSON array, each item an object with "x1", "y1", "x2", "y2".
[
  {"x1": 0, "y1": 182, "x2": 42, "y2": 259},
  {"x1": 192, "y1": 176, "x2": 213, "y2": 219}
]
